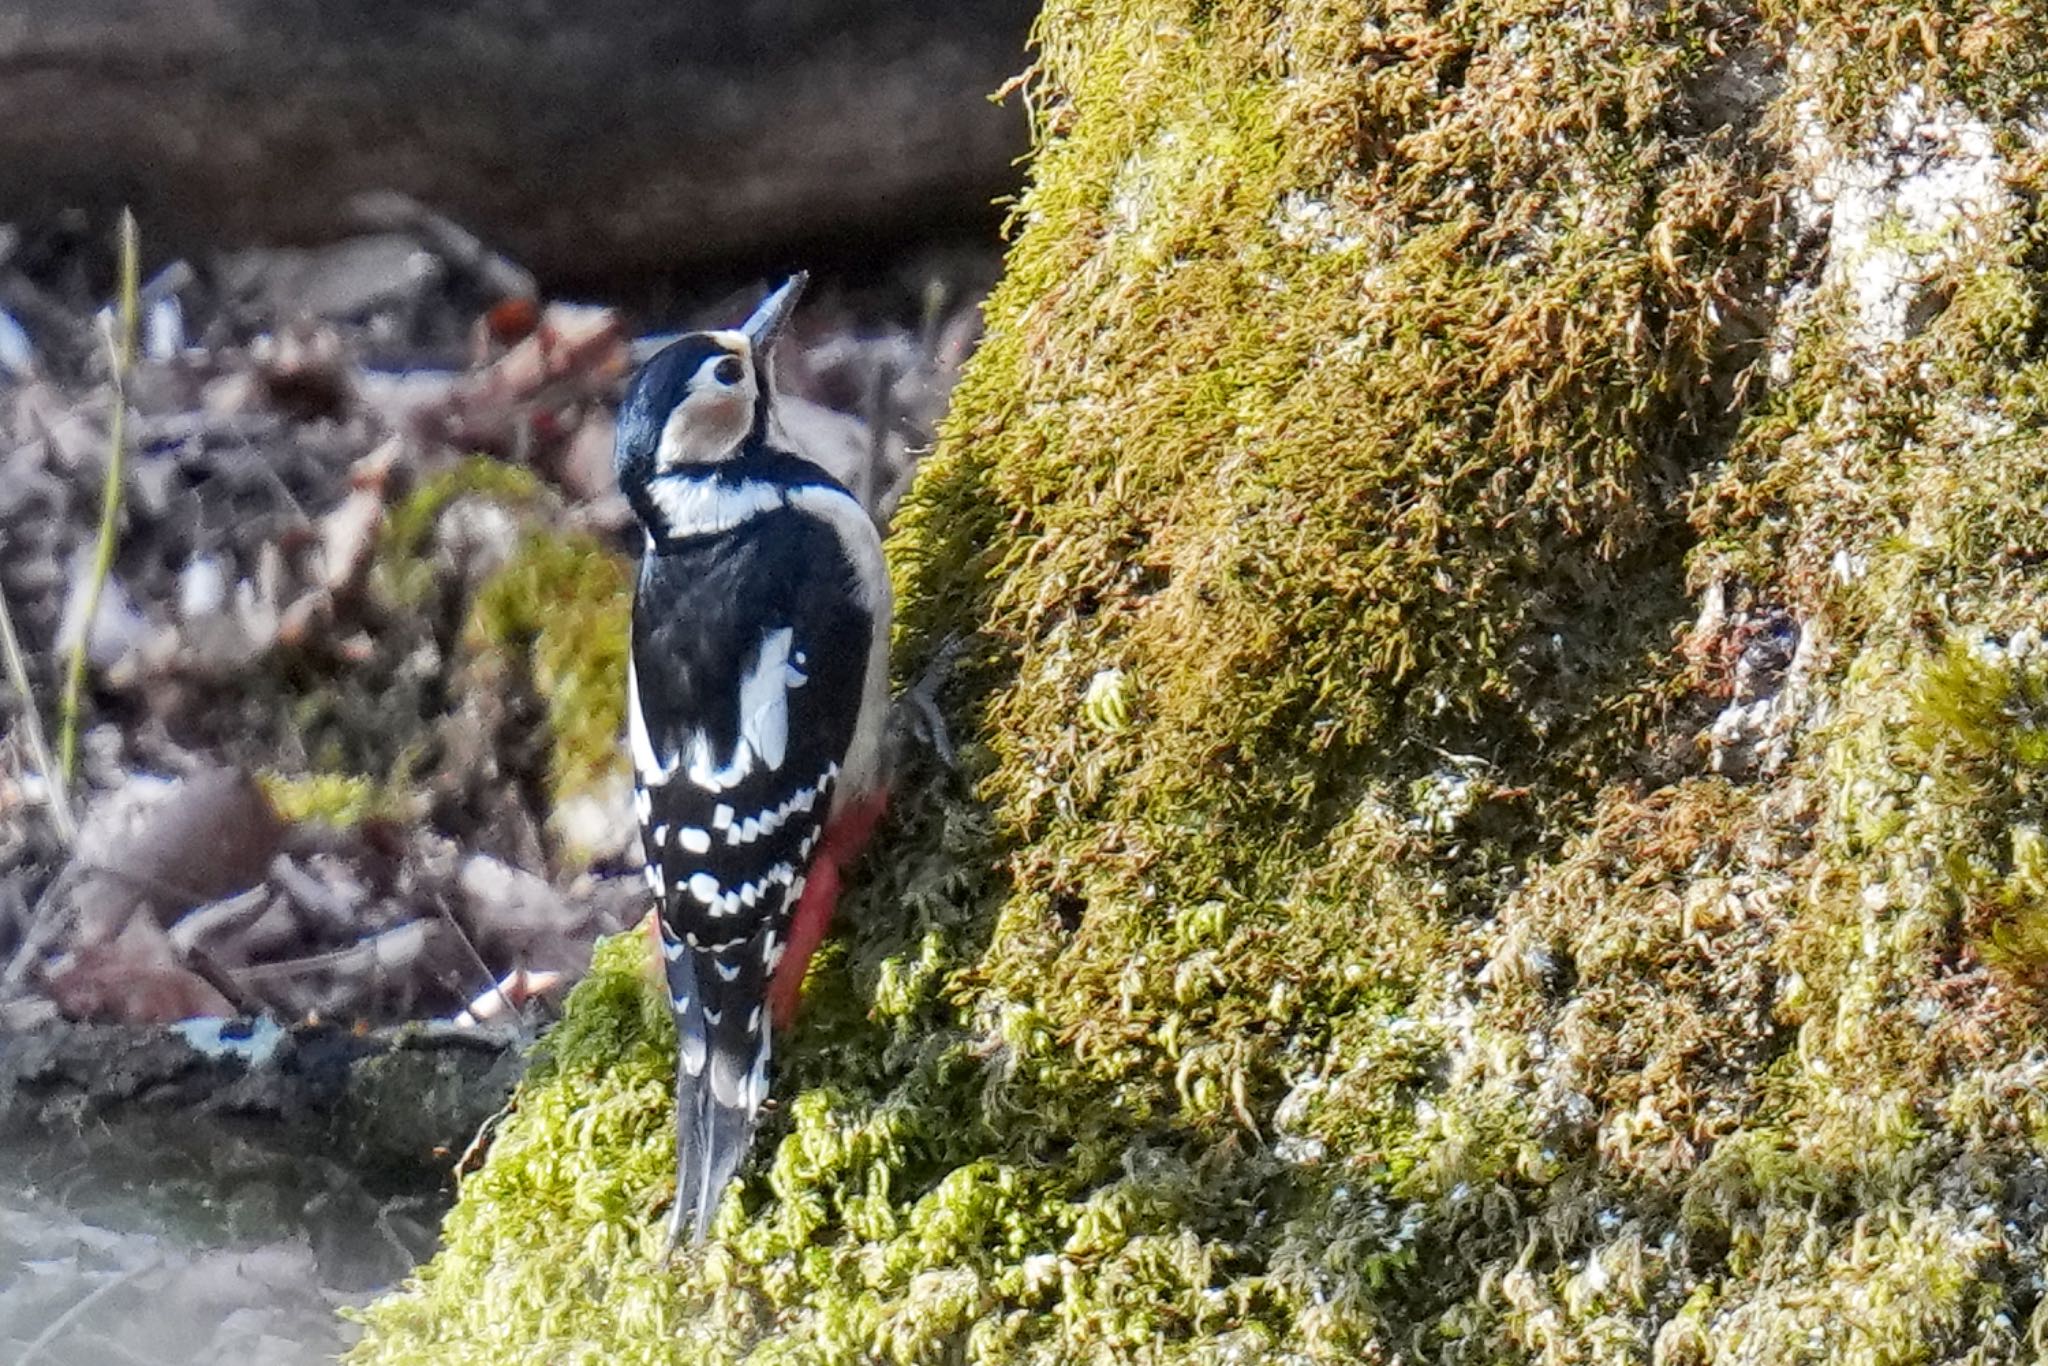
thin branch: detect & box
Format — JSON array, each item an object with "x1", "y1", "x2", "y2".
[
  {"x1": 431, "y1": 891, "x2": 521, "y2": 1029},
  {"x1": 233, "y1": 920, "x2": 434, "y2": 981},
  {"x1": 0, "y1": 566, "x2": 73, "y2": 843},
  {"x1": 57, "y1": 208, "x2": 139, "y2": 786},
  {"x1": 1, "y1": 864, "x2": 80, "y2": 991}
]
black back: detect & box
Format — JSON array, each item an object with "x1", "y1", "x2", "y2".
[{"x1": 632, "y1": 448, "x2": 874, "y2": 1102}]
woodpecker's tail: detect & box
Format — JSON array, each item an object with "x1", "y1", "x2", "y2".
[{"x1": 658, "y1": 922, "x2": 772, "y2": 1253}]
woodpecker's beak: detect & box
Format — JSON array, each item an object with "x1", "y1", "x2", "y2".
[{"x1": 741, "y1": 272, "x2": 808, "y2": 355}]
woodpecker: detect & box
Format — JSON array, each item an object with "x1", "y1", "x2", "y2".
[{"x1": 616, "y1": 274, "x2": 892, "y2": 1248}]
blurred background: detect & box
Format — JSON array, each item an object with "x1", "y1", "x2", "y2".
[{"x1": 0, "y1": 5, "x2": 1035, "y2": 1361}]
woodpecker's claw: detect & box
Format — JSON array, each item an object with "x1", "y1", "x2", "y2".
[{"x1": 891, "y1": 633, "x2": 965, "y2": 770}]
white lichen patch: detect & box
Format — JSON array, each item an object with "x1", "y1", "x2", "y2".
[
  {"x1": 1789, "y1": 77, "x2": 2014, "y2": 355},
  {"x1": 1270, "y1": 189, "x2": 1366, "y2": 255}
]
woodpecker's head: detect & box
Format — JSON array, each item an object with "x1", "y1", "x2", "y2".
[{"x1": 616, "y1": 273, "x2": 808, "y2": 498}]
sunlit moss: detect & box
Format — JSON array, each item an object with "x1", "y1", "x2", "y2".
[
  {"x1": 371, "y1": 453, "x2": 632, "y2": 849},
  {"x1": 465, "y1": 528, "x2": 631, "y2": 815},
  {"x1": 259, "y1": 771, "x2": 409, "y2": 828},
  {"x1": 378, "y1": 457, "x2": 547, "y2": 602}
]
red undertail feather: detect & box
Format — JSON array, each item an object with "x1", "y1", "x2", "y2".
[{"x1": 766, "y1": 788, "x2": 888, "y2": 1029}]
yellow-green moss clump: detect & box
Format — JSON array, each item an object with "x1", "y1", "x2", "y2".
[
  {"x1": 465, "y1": 525, "x2": 631, "y2": 813},
  {"x1": 260, "y1": 771, "x2": 406, "y2": 828},
  {"x1": 370, "y1": 456, "x2": 630, "y2": 847},
  {"x1": 352, "y1": 1, "x2": 2048, "y2": 1361}
]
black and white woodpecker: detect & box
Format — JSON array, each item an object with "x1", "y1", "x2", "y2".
[{"x1": 615, "y1": 274, "x2": 892, "y2": 1248}]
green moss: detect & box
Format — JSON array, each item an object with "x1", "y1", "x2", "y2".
[
  {"x1": 353, "y1": 0, "x2": 2048, "y2": 1361},
  {"x1": 259, "y1": 771, "x2": 390, "y2": 827},
  {"x1": 369, "y1": 452, "x2": 632, "y2": 851},
  {"x1": 379, "y1": 457, "x2": 547, "y2": 604},
  {"x1": 464, "y1": 528, "x2": 631, "y2": 816}
]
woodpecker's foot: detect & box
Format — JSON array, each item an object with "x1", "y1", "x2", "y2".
[{"x1": 892, "y1": 633, "x2": 964, "y2": 769}]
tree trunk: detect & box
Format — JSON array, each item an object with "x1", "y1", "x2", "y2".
[{"x1": 0, "y1": 0, "x2": 1034, "y2": 281}]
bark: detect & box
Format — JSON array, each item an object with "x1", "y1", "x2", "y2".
[{"x1": 0, "y1": 0, "x2": 1033, "y2": 281}]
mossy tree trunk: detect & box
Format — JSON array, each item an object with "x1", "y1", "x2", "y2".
[{"x1": 352, "y1": 2, "x2": 2048, "y2": 1362}]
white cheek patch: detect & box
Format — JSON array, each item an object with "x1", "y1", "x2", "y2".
[{"x1": 654, "y1": 353, "x2": 758, "y2": 469}]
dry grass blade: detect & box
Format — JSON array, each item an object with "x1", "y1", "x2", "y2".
[
  {"x1": 57, "y1": 207, "x2": 140, "y2": 786},
  {"x1": 0, "y1": 568, "x2": 73, "y2": 842}
]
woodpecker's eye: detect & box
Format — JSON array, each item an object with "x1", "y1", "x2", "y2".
[{"x1": 713, "y1": 356, "x2": 744, "y2": 386}]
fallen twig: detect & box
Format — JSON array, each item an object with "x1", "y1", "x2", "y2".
[
  {"x1": 167, "y1": 885, "x2": 274, "y2": 954},
  {"x1": 432, "y1": 891, "x2": 521, "y2": 1029},
  {"x1": 1, "y1": 863, "x2": 80, "y2": 990},
  {"x1": 269, "y1": 853, "x2": 362, "y2": 936},
  {"x1": 351, "y1": 189, "x2": 538, "y2": 304},
  {"x1": 175, "y1": 939, "x2": 272, "y2": 1016},
  {"x1": 452, "y1": 965, "x2": 562, "y2": 1028},
  {"x1": 234, "y1": 919, "x2": 435, "y2": 981}
]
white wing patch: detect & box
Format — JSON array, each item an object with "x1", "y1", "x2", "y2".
[
  {"x1": 683, "y1": 627, "x2": 810, "y2": 792},
  {"x1": 628, "y1": 659, "x2": 678, "y2": 787},
  {"x1": 739, "y1": 627, "x2": 805, "y2": 771}
]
